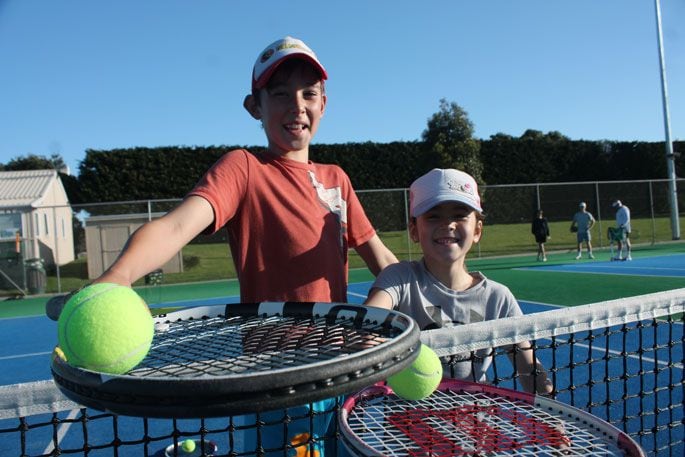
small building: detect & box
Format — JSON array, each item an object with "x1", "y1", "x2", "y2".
[
  {"x1": 0, "y1": 169, "x2": 75, "y2": 267},
  {"x1": 84, "y1": 212, "x2": 183, "y2": 280}
]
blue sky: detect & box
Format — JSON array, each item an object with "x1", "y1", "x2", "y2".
[{"x1": 1, "y1": 0, "x2": 683, "y2": 175}]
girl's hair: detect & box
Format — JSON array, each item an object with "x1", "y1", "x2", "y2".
[{"x1": 409, "y1": 209, "x2": 486, "y2": 225}]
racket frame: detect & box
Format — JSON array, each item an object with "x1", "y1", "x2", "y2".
[
  {"x1": 339, "y1": 378, "x2": 645, "y2": 457},
  {"x1": 51, "y1": 301, "x2": 421, "y2": 418}
]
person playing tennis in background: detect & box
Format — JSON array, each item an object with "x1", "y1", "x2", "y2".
[
  {"x1": 83, "y1": 36, "x2": 397, "y2": 457},
  {"x1": 531, "y1": 208, "x2": 550, "y2": 261},
  {"x1": 570, "y1": 201, "x2": 595, "y2": 260},
  {"x1": 364, "y1": 168, "x2": 553, "y2": 395},
  {"x1": 612, "y1": 199, "x2": 632, "y2": 261}
]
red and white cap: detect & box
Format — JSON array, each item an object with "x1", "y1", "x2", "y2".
[
  {"x1": 251, "y1": 36, "x2": 327, "y2": 90},
  {"x1": 410, "y1": 168, "x2": 483, "y2": 217}
]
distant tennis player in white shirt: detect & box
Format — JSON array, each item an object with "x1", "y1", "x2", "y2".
[{"x1": 612, "y1": 200, "x2": 632, "y2": 261}]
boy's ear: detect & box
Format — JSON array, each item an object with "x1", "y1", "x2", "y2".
[
  {"x1": 320, "y1": 93, "x2": 327, "y2": 116},
  {"x1": 243, "y1": 94, "x2": 261, "y2": 120}
]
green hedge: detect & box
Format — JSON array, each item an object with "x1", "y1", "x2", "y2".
[{"x1": 67, "y1": 137, "x2": 683, "y2": 204}]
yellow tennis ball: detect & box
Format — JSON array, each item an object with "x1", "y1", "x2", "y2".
[
  {"x1": 181, "y1": 439, "x2": 196, "y2": 453},
  {"x1": 387, "y1": 344, "x2": 443, "y2": 400},
  {"x1": 57, "y1": 283, "x2": 153, "y2": 374}
]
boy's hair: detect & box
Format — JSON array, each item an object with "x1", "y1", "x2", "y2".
[
  {"x1": 251, "y1": 58, "x2": 326, "y2": 103},
  {"x1": 251, "y1": 36, "x2": 327, "y2": 91}
]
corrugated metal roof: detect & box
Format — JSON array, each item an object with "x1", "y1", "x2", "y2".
[{"x1": 0, "y1": 169, "x2": 58, "y2": 209}]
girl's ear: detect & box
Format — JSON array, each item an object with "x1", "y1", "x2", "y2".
[
  {"x1": 408, "y1": 218, "x2": 419, "y2": 243},
  {"x1": 243, "y1": 94, "x2": 261, "y2": 120},
  {"x1": 473, "y1": 218, "x2": 484, "y2": 244}
]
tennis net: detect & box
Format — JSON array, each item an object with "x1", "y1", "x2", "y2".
[
  {"x1": 422, "y1": 287, "x2": 684, "y2": 457},
  {"x1": 0, "y1": 288, "x2": 683, "y2": 456}
]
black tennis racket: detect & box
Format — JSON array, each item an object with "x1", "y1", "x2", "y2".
[
  {"x1": 339, "y1": 378, "x2": 644, "y2": 456},
  {"x1": 51, "y1": 301, "x2": 420, "y2": 418}
]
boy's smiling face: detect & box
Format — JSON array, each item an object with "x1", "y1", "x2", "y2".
[
  {"x1": 245, "y1": 60, "x2": 326, "y2": 160},
  {"x1": 410, "y1": 202, "x2": 483, "y2": 268}
]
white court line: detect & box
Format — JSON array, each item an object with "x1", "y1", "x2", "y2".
[
  {"x1": 42, "y1": 408, "x2": 80, "y2": 455},
  {"x1": 576, "y1": 265, "x2": 685, "y2": 272},
  {"x1": 514, "y1": 267, "x2": 685, "y2": 279},
  {"x1": 0, "y1": 351, "x2": 52, "y2": 361},
  {"x1": 544, "y1": 337, "x2": 684, "y2": 371},
  {"x1": 517, "y1": 300, "x2": 563, "y2": 309},
  {"x1": 347, "y1": 291, "x2": 368, "y2": 299}
]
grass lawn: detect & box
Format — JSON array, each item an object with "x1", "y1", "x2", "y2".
[{"x1": 13, "y1": 215, "x2": 685, "y2": 295}]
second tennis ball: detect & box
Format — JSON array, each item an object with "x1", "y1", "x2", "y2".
[
  {"x1": 387, "y1": 344, "x2": 442, "y2": 400},
  {"x1": 57, "y1": 283, "x2": 154, "y2": 374},
  {"x1": 181, "y1": 439, "x2": 196, "y2": 453}
]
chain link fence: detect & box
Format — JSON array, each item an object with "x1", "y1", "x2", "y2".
[{"x1": 1, "y1": 178, "x2": 682, "y2": 295}]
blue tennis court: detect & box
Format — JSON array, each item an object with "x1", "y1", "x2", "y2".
[
  {"x1": 518, "y1": 253, "x2": 685, "y2": 278},
  {"x1": 0, "y1": 279, "x2": 565, "y2": 456},
  {"x1": 1, "y1": 273, "x2": 682, "y2": 455},
  {"x1": 0, "y1": 281, "x2": 562, "y2": 387}
]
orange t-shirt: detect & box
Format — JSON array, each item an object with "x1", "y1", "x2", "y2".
[{"x1": 188, "y1": 149, "x2": 376, "y2": 303}]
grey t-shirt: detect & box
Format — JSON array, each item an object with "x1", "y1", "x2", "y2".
[
  {"x1": 572, "y1": 211, "x2": 595, "y2": 232},
  {"x1": 370, "y1": 259, "x2": 523, "y2": 382}
]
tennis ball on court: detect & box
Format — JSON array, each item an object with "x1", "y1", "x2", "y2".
[
  {"x1": 181, "y1": 439, "x2": 196, "y2": 453},
  {"x1": 57, "y1": 283, "x2": 154, "y2": 374},
  {"x1": 387, "y1": 344, "x2": 442, "y2": 401}
]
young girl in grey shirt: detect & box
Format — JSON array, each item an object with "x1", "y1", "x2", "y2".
[{"x1": 365, "y1": 168, "x2": 552, "y2": 395}]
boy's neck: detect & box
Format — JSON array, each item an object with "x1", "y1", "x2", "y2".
[{"x1": 264, "y1": 147, "x2": 309, "y2": 164}]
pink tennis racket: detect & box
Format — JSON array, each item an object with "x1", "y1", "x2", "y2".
[{"x1": 339, "y1": 378, "x2": 644, "y2": 456}]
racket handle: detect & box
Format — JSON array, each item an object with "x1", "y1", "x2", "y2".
[{"x1": 45, "y1": 284, "x2": 90, "y2": 321}]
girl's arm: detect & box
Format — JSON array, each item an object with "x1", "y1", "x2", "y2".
[
  {"x1": 509, "y1": 341, "x2": 554, "y2": 395},
  {"x1": 364, "y1": 287, "x2": 394, "y2": 310}
]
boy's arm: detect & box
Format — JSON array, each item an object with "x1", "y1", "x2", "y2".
[
  {"x1": 95, "y1": 196, "x2": 215, "y2": 287},
  {"x1": 364, "y1": 287, "x2": 394, "y2": 310},
  {"x1": 509, "y1": 341, "x2": 553, "y2": 395},
  {"x1": 354, "y1": 234, "x2": 398, "y2": 276}
]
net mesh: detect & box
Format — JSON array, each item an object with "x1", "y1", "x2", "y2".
[
  {"x1": 422, "y1": 287, "x2": 684, "y2": 457},
  {"x1": 1, "y1": 288, "x2": 683, "y2": 456}
]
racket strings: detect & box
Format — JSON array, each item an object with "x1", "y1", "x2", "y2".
[
  {"x1": 345, "y1": 388, "x2": 625, "y2": 456},
  {"x1": 129, "y1": 313, "x2": 392, "y2": 378}
]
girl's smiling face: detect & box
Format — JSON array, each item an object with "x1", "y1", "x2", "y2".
[{"x1": 410, "y1": 201, "x2": 483, "y2": 268}]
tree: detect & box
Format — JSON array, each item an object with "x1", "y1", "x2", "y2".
[
  {"x1": 422, "y1": 99, "x2": 483, "y2": 184},
  {"x1": 2, "y1": 153, "x2": 67, "y2": 171}
]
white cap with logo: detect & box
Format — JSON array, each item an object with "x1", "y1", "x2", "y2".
[
  {"x1": 410, "y1": 168, "x2": 483, "y2": 217},
  {"x1": 252, "y1": 36, "x2": 328, "y2": 90}
]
